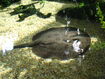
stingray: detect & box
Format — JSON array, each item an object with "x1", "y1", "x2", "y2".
[{"x1": 13, "y1": 27, "x2": 91, "y2": 60}]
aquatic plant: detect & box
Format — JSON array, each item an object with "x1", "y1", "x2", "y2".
[
  {"x1": 91, "y1": 41, "x2": 105, "y2": 51},
  {"x1": 95, "y1": 2, "x2": 105, "y2": 28},
  {"x1": 79, "y1": 1, "x2": 105, "y2": 28}
]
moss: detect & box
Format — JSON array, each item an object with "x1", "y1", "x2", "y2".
[{"x1": 82, "y1": 48, "x2": 105, "y2": 79}]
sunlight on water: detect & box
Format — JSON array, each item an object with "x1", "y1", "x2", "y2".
[
  {"x1": 67, "y1": 20, "x2": 71, "y2": 27},
  {"x1": 0, "y1": 33, "x2": 18, "y2": 55},
  {"x1": 72, "y1": 40, "x2": 82, "y2": 52},
  {"x1": 2, "y1": 38, "x2": 14, "y2": 55},
  {"x1": 77, "y1": 28, "x2": 80, "y2": 35}
]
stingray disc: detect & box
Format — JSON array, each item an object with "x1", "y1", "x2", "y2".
[{"x1": 32, "y1": 27, "x2": 91, "y2": 60}]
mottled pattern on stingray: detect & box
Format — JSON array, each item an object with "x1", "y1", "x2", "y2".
[{"x1": 32, "y1": 27, "x2": 90, "y2": 59}]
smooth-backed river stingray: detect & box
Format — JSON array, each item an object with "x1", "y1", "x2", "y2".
[{"x1": 12, "y1": 27, "x2": 91, "y2": 59}]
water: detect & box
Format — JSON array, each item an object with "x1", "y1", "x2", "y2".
[{"x1": 0, "y1": 1, "x2": 105, "y2": 79}]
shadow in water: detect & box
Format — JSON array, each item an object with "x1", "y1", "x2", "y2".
[
  {"x1": 56, "y1": 7, "x2": 105, "y2": 41},
  {"x1": 10, "y1": 3, "x2": 51, "y2": 22},
  {"x1": 32, "y1": 0, "x2": 83, "y2": 3},
  {"x1": 56, "y1": 6, "x2": 96, "y2": 23},
  {"x1": 0, "y1": 0, "x2": 21, "y2": 8}
]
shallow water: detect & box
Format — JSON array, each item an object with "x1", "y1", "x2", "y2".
[{"x1": 0, "y1": 1, "x2": 105, "y2": 79}]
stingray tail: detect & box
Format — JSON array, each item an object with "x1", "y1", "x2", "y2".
[{"x1": 13, "y1": 42, "x2": 36, "y2": 49}]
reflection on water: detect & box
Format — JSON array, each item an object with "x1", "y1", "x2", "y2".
[{"x1": 77, "y1": 28, "x2": 80, "y2": 35}]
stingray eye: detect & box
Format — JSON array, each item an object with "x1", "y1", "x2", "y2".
[{"x1": 64, "y1": 40, "x2": 71, "y2": 43}]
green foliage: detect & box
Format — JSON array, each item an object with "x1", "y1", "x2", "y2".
[
  {"x1": 95, "y1": 2, "x2": 105, "y2": 28},
  {"x1": 39, "y1": 0, "x2": 46, "y2": 4},
  {"x1": 91, "y1": 41, "x2": 105, "y2": 51},
  {"x1": 78, "y1": 2, "x2": 85, "y2": 8},
  {"x1": 77, "y1": 1, "x2": 105, "y2": 28}
]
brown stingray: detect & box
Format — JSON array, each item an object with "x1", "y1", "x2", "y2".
[{"x1": 14, "y1": 27, "x2": 91, "y2": 59}]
